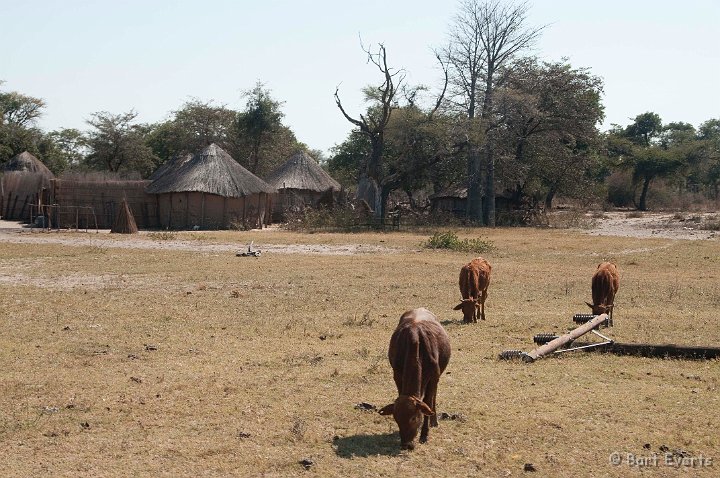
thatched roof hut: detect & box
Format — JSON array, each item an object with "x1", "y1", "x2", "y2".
[
  {"x1": 266, "y1": 151, "x2": 341, "y2": 192},
  {"x1": 2, "y1": 151, "x2": 54, "y2": 176},
  {"x1": 265, "y1": 151, "x2": 341, "y2": 220},
  {"x1": 148, "y1": 153, "x2": 193, "y2": 181},
  {"x1": 429, "y1": 183, "x2": 514, "y2": 218},
  {"x1": 1, "y1": 152, "x2": 54, "y2": 220},
  {"x1": 146, "y1": 144, "x2": 275, "y2": 229}
]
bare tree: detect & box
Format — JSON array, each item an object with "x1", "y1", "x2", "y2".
[
  {"x1": 335, "y1": 44, "x2": 449, "y2": 224},
  {"x1": 446, "y1": 0, "x2": 544, "y2": 225},
  {"x1": 334, "y1": 43, "x2": 404, "y2": 223}
]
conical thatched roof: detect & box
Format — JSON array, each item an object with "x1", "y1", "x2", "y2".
[
  {"x1": 145, "y1": 144, "x2": 275, "y2": 197},
  {"x1": 148, "y1": 153, "x2": 193, "y2": 181},
  {"x1": 2, "y1": 151, "x2": 54, "y2": 178},
  {"x1": 265, "y1": 151, "x2": 341, "y2": 192}
]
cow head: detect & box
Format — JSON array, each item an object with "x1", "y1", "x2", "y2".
[
  {"x1": 453, "y1": 298, "x2": 479, "y2": 323},
  {"x1": 586, "y1": 302, "x2": 613, "y2": 315},
  {"x1": 379, "y1": 395, "x2": 433, "y2": 450}
]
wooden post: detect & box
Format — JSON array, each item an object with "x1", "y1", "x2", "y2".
[{"x1": 524, "y1": 314, "x2": 609, "y2": 362}]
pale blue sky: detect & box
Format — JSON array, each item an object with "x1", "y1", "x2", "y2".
[{"x1": 2, "y1": 0, "x2": 718, "y2": 155}]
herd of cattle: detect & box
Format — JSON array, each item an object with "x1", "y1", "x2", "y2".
[{"x1": 379, "y1": 258, "x2": 620, "y2": 450}]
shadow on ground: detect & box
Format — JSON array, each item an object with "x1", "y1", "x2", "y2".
[{"x1": 333, "y1": 432, "x2": 400, "y2": 458}]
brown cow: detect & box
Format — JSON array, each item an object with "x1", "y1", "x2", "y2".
[
  {"x1": 379, "y1": 308, "x2": 451, "y2": 450},
  {"x1": 454, "y1": 257, "x2": 492, "y2": 323},
  {"x1": 586, "y1": 261, "x2": 620, "y2": 315}
]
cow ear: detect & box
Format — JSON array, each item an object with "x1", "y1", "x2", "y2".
[
  {"x1": 453, "y1": 303, "x2": 463, "y2": 310},
  {"x1": 413, "y1": 399, "x2": 434, "y2": 416},
  {"x1": 378, "y1": 404, "x2": 394, "y2": 416},
  {"x1": 585, "y1": 301, "x2": 594, "y2": 309}
]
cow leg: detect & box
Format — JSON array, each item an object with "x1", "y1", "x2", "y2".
[
  {"x1": 426, "y1": 379, "x2": 439, "y2": 428},
  {"x1": 420, "y1": 415, "x2": 430, "y2": 443},
  {"x1": 480, "y1": 289, "x2": 487, "y2": 320}
]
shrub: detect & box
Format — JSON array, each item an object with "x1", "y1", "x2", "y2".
[
  {"x1": 283, "y1": 206, "x2": 361, "y2": 232},
  {"x1": 422, "y1": 231, "x2": 494, "y2": 253}
]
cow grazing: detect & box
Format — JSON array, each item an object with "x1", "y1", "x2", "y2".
[
  {"x1": 379, "y1": 308, "x2": 451, "y2": 450},
  {"x1": 454, "y1": 257, "x2": 492, "y2": 323},
  {"x1": 586, "y1": 262, "x2": 620, "y2": 315}
]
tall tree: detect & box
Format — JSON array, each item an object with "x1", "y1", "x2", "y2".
[
  {"x1": 85, "y1": 110, "x2": 159, "y2": 176},
  {"x1": 0, "y1": 87, "x2": 47, "y2": 163},
  {"x1": 617, "y1": 113, "x2": 685, "y2": 210},
  {"x1": 335, "y1": 43, "x2": 403, "y2": 222},
  {"x1": 335, "y1": 44, "x2": 448, "y2": 222},
  {"x1": 445, "y1": 0, "x2": 544, "y2": 225},
  {"x1": 146, "y1": 99, "x2": 236, "y2": 164},
  {"x1": 37, "y1": 128, "x2": 87, "y2": 174},
  {"x1": 236, "y1": 82, "x2": 285, "y2": 175},
  {"x1": 496, "y1": 58, "x2": 605, "y2": 209},
  {"x1": 696, "y1": 119, "x2": 720, "y2": 198}
]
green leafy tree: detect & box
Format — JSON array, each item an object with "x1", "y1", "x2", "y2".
[
  {"x1": 37, "y1": 128, "x2": 87, "y2": 174},
  {"x1": 327, "y1": 131, "x2": 370, "y2": 188},
  {"x1": 85, "y1": 110, "x2": 159, "y2": 176},
  {"x1": 696, "y1": 119, "x2": 720, "y2": 198},
  {"x1": 616, "y1": 113, "x2": 685, "y2": 210},
  {"x1": 236, "y1": 82, "x2": 286, "y2": 175},
  {"x1": 0, "y1": 87, "x2": 47, "y2": 163},
  {"x1": 496, "y1": 58, "x2": 605, "y2": 209},
  {"x1": 146, "y1": 99, "x2": 236, "y2": 164}
]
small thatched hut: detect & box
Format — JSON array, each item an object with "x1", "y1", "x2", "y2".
[
  {"x1": 265, "y1": 151, "x2": 341, "y2": 220},
  {"x1": 146, "y1": 144, "x2": 275, "y2": 229},
  {"x1": 429, "y1": 184, "x2": 469, "y2": 217},
  {"x1": 429, "y1": 183, "x2": 513, "y2": 218},
  {"x1": 1, "y1": 152, "x2": 54, "y2": 220}
]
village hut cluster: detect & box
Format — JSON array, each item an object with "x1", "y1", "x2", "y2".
[{"x1": 0, "y1": 145, "x2": 342, "y2": 231}]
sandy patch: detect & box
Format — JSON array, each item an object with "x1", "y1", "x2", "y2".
[
  {"x1": 0, "y1": 220, "x2": 399, "y2": 255},
  {"x1": 583, "y1": 211, "x2": 719, "y2": 240}
]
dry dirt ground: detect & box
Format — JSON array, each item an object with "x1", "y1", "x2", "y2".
[
  {"x1": 1, "y1": 211, "x2": 717, "y2": 252},
  {"x1": 0, "y1": 212, "x2": 718, "y2": 477}
]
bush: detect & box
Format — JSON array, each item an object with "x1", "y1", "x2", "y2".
[
  {"x1": 283, "y1": 206, "x2": 364, "y2": 232},
  {"x1": 606, "y1": 171, "x2": 635, "y2": 207},
  {"x1": 422, "y1": 231, "x2": 494, "y2": 253}
]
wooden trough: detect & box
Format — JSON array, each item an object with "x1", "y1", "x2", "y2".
[{"x1": 500, "y1": 312, "x2": 720, "y2": 362}]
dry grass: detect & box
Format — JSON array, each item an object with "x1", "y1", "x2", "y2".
[{"x1": 1, "y1": 228, "x2": 719, "y2": 477}]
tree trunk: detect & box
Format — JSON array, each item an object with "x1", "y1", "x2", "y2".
[
  {"x1": 483, "y1": 143, "x2": 495, "y2": 227},
  {"x1": 544, "y1": 187, "x2": 556, "y2": 210},
  {"x1": 466, "y1": 148, "x2": 483, "y2": 223},
  {"x1": 356, "y1": 175, "x2": 382, "y2": 223},
  {"x1": 480, "y1": 72, "x2": 495, "y2": 227},
  {"x1": 380, "y1": 185, "x2": 391, "y2": 227},
  {"x1": 638, "y1": 177, "x2": 652, "y2": 211}
]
